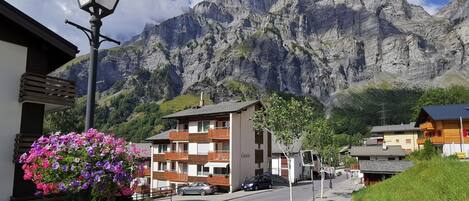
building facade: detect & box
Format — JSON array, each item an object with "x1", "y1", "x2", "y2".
[
  {"x1": 371, "y1": 123, "x2": 420, "y2": 153},
  {"x1": 415, "y1": 104, "x2": 469, "y2": 157},
  {"x1": 0, "y1": 1, "x2": 78, "y2": 200},
  {"x1": 270, "y1": 139, "x2": 312, "y2": 183},
  {"x1": 147, "y1": 101, "x2": 271, "y2": 192}
]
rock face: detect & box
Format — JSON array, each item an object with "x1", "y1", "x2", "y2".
[{"x1": 54, "y1": 0, "x2": 469, "y2": 102}]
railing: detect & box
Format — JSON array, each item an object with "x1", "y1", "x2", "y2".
[
  {"x1": 13, "y1": 133, "x2": 41, "y2": 162},
  {"x1": 153, "y1": 154, "x2": 166, "y2": 162},
  {"x1": 153, "y1": 171, "x2": 166, "y2": 180},
  {"x1": 208, "y1": 175, "x2": 230, "y2": 186},
  {"x1": 189, "y1": 133, "x2": 209, "y2": 142},
  {"x1": 19, "y1": 73, "x2": 75, "y2": 107},
  {"x1": 417, "y1": 136, "x2": 469, "y2": 145},
  {"x1": 208, "y1": 128, "x2": 229, "y2": 140},
  {"x1": 164, "y1": 171, "x2": 188, "y2": 182},
  {"x1": 165, "y1": 152, "x2": 188, "y2": 161},
  {"x1": 208, "y1": 151, "x2": 229, "y2": 162},
  {"x1": 419, "y1": 122, "x2": 435, "y2": 131},
  {"x1": 169, "y1": 131, "x2": 189, "y2": 141},
  {"x1": 417, "y1": 138, "x2": 427, "y2": 145}
]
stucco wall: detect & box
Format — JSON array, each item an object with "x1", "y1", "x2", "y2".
[
  {"x1": 383, "y1": 132, "x2": 419, "y2": 151},
  {"x1": 0, "y1": 40, "x2": 27, "y2": 199}
]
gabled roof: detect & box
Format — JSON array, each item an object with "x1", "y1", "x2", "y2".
[
  {"x1": 415, "y1": 104, "x2": 469, "y2": 126},
  {"x1": 359, "y1": 160, "x2": 414, "y2": 174},
  {"x1": 163, "y1": 100, "x2": 260, "y2": 119},
  {"x1": 350, "y1": 145, "x2": 406, "y2": 157},
  {"x1": 371, "y1": 122, "x2": 419, "y2": 133},
  {"x1": 145, "y1": 129, "x2": 173, "y2": 141}
]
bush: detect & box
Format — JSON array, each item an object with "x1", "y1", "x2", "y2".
[{"x1": 407, "y1": 140, "x2": 440, "y2": 161}]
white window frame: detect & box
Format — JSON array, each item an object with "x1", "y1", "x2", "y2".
[
  {"x1": 197, "y1": 164, "x2": 209, "y2": 176},
  {"x1": 197, "y1": 121, "x2": 210, "y2": 133}
]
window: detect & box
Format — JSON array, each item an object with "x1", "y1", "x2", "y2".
[
  {"x1": 395, "y1": 139, "x2": 400, "y2": 143},
  {"x1": 197, "y1": 165, "x2": 209, "y2": 176},
  {"x1": 221, "y1": 121, "x2": 230, "y2": 128},
  {"x1": 197, "y1": 143, "x2": 209, "y2": 155},
  {"x1": 388, "y1": 157, "x2": 395, "y2": 161},
  {"x1": 394, "y1": 131, "x2": 405, "y2": 134},
  {"x1": 406, "y1": 139, "x2": 412, "y2": 144},
  {"x1": 157, "y1": 144, "x2": 168, "y2": 153},
  {"x1": 158, "y1": 162, "x2": 167, "y2": 171},
  {"x1": 197, "y1": 121, "x2": 210, "y2": 133},
  {"x1": 214, "y1": 167, "x2": 229, "y2": 175}
]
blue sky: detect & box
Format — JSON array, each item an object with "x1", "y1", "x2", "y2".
[{"x1": 6, "y1": 0, "x2": 450, "y2": 54}]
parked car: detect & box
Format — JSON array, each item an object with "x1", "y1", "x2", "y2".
[
  {"x1": 241, "y1": 175, "x2": 272, "y2": 191},
  {"x1": 178, "y1": 182, "x2": 216, "y2": 196}
]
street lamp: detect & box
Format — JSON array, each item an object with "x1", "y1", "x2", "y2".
[{"x1": 66, "y1": 0, "x2": 121, "y2": 130}]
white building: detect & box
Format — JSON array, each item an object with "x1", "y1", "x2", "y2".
[
  {"x1": 0, "y1": 1, "x2": 77, "y2": 200},
  {"x1": 271, "y1": 139, "x2": 312, "y2": 183}
]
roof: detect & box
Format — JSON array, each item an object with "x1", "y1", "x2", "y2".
[
  {"x1": 271, "y1": 138, "x2": 303, "y2": 154},
  {"x1": 128, "y1": 143, "x2": 151, "y2": 158},
  {"x1": 163, "y1": 100, "x2": 260, "y2": 119},
  {"x1": 350, "y1": 145, "x2": 407, "y2": 157},
  {"x1": 371, "y1": 122, "x2": 419, "y2": 133},
  {"x1": 0, "y1": 1, "x2": 78, "y2": 71},
  {"x1": 145, "y1": 129, "x2": 173, "y2": 141},
  {"x1": 416, "y1": 104, "x2": 469, "y2": 126},
  {"x1": 359, "y1": 160, "x2": 414, "y2": 174}
]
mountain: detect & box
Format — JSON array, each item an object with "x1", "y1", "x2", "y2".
[{"x1": 54, "y1": 0, "x2": 469, "y2": 103}]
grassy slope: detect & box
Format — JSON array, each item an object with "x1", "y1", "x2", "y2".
[{"x1": 353, "y1": 159, "x2": 469, "y2": 201}]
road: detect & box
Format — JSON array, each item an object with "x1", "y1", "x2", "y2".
[{"x1": 156, "y1": 175, "x2": 349, "y2": 201}]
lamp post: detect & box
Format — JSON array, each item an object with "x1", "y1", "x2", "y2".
[{"x1": 66, "y1": 0, "x2": 121, "y2": 130}]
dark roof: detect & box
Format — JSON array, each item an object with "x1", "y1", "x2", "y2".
[
  {"x1": 416, "y1": 104, "x2": 469, "y2": 126},
  {"x1": 371, "y1": 122, "x2": 419, "y2": 133},
  {"x1": 359, "y1": 160, "x2": 414, "y2": 174},
  {"x1": 163, "y1": 100, "x2": 260, "y2": 119},
  {"x1": 350, "y1": 145, "x2": 407, "y2": 157},
  {"x1": 145, "y1": 129, "x2": 173, "y2": 141},
  {"x1": 0, "y1": 1, "x2": 78, "y2": 71}
]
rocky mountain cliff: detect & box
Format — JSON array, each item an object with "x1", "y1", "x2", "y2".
[{"x1": 54, "y1": 0, "x2": 469, "y2": 103}]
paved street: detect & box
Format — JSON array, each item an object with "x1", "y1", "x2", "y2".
[{"x1": 154, "y1": 174, "x2": 358, "y2": 201}]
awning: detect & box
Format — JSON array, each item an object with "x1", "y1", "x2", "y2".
[{"x1": 204, "y1": 162, "x2": 229, "y2": 168}]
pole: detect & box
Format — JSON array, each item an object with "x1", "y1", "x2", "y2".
[
  {"x1": 329, "y1": 168, "x2": 333, "y2": 189},
  {"x1": 461, "y1": 117, "x2": 465, "y2": 153},
  {"x1": 85, "y1": 14, "x2": 102, "y2": 130},
  {"x1": 320, "y1": 157, "x2": 324, "y2": 198},
  {"x1": 311, "y1": 168, "x2": 315, "y2": 201}
]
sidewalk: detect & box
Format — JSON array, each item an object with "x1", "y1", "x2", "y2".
[{"x1": 316, "y1": 178, "x2": 363, "y2": 201}]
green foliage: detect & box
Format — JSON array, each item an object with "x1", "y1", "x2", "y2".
[
  {"x1": 412, "y1": 85, "x2": 469, "y2": 119},
  {"x1": 252, "y1": 94, "x2": 320, "y2": 155},
  {"x1": 353, "y1": 158, "x2": 469, "y2": 201},
  {"x1": 303, "y1": 117, "x2": 340, "y2": 166},
  {"x1": 225, "y1": 80, "x2": 259, "y2": 101},
  {"x1": 44, "y1": 98, "x2": 86, "y2": 134},
  {"x1": 334, "y1": 134, "x2": 363, "y2": 147},
  {"x1": 406, "y1": 140, "x2": 440, "y2": 162},
  {"x1": 159, "y1": 94, "x2": 211, "y2": 114},
  {"x1": 236, "y1": 41, "x2": 253, "y2": 60},
  {"x1": 343, "y1": 155, "x2": 358, "y2": 168}
]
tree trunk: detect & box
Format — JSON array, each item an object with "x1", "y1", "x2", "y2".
[{"x1": 287, "y1": 156, "x2": 293, "y2": 201}]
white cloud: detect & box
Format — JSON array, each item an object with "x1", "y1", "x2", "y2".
[
  {"x1": 5, "y1": 0, "x2": 201, "y2": 54},
  {"x1": 407, "y1": 0, "x2": 444, "y2": 15}
]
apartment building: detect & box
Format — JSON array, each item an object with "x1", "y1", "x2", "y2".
[
  {"x1": 147, "y1": 100, "x2": 271, "y2": 192},
  {"x1": 371, "y1": 123, "x2": 420, "y2": 153},
  {"x1": 0, "y1": 1, "x2": 78, "y2": 200}
]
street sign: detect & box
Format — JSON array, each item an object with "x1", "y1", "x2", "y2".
[{"x1": 300, "y1": 150, "x2": 315, "y2": 167}]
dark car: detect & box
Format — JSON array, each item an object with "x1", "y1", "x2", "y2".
[
  {"x1": 241, "y1": 175, "x2": 272, "y2": 191},
  {"x1": 178, "y1": 182, "x2": 216, "y2": 196}
]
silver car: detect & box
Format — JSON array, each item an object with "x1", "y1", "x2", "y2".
[{"x1": 178, "y1": 182, "x2": 217, "y2": 196}]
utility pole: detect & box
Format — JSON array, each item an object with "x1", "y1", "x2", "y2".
[{"x1": 379, "y1": 103, "x2": 388, "y2": 126}]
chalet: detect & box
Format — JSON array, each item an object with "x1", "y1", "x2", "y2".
[
  {"x1": 371, "y1": 123, "x2": 420, "y2": 153},
  {"x1": 350, "y1": 145, "x2": 413, "y2": 186},
  {"x1": 415, "y1": 104, "x2": 469, "y2": 157},
  {"x1": 0, "y1": 1, "x2": 78, "y2": 200},
  {"x1": 146, "y1": 100, "x2": 271, "y2": 192}
]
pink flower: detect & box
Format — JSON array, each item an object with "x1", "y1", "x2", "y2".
[{"x1": 121, "y1": 187, "x2": 133, "y2": 196}]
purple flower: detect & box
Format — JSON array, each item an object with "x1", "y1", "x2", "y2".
[
  {"x1": 52, "y1": 162, "x2": 60, "y2": 170},
  {"x1": 82, "y1": 182, "x2": 89, "y2": 190},
  {"x1": 58, "y1": 183, "x2": 67, "y2": 191},
  {"x1": 81, "y1": 171, "x2": 91, "y2": 179},
  {"x1": 104, "y1": 161, "x2": 111, "y2": 170},
  {"x1": 61, "y1": 165, "x2": 68, "y2": 172},
  {"x1": 96, "y1": 161, "x2": 103, "y2": 167},
  {"x1": 71, "y1": 181, "x2": 80, "y2": 187}
]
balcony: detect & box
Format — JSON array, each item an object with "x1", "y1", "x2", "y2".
[
  {"x1": 208, "y1": 151, "x2": 229, "y2": 162},
  {"x1": 189, "y1": 133, "x2": 209, "y2": 142},
  {"x1": 416, "y1": 136, "x2": 469, "y2": 145},
  {"x1": 207, "y1": 175, "x2": 230, "y2": 186},
  {"x1": 165, "y1": 152, "x2": 188, "y2": 161},
  {"x1": 208, "y1": 128, "x2": 229, "y2": 140},
  {"x1": 19, "y1": 73, "x2": 76, "y2": 112},
  {"x1": 153, "y1": 171, "x2": 166, "y2": 180},
  {"x1": 164, "y1": 171, "x2": 188, "y2": 182},
  {"x1": 419, "y1": 122, "x2": 435, "y2": 131},
  {"x1": 153, "y1": 154, "x2": 166, "y2": 162},
  {"x1": 169, "y1": 131, "x2": 189, "y2": 141}
]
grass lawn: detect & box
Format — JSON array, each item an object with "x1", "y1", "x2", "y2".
[{"x1": 353, "y1": 158, "x2": 469, "y2": 201}]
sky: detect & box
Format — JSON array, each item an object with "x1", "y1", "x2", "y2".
[{"x1": 6, "y1": 0, "x2": 449, "y2": 54}]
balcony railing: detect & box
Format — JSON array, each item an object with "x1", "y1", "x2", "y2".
[
  {"x1": 19, "y1": 73, "x2": 75, "y2": 109},
  {"x1": 417, "y1": 136, "x2": 469, "y2": 145},
  {"x1": 207, "y1": 175, "x2": 230, "y2": 186},
  {"x1": 153, "y1": 171, "x2": 166, "y2": 180},
  {"x1": 419, "y1": 122, "x2": 435, "y2": 131},
  {"x1": 165, "y1": 152, "x2": 188, "y2": 161},
  {"x1": 153, "y1": 154, "x2": 166, "y2": 162},
  {"x1": 208, "y1": 128, "x2": 229, "y2": 140},
  {"x1": 208, "y1": 151, "x2": 229, "y2": 162},
  {"x1": 164, "y1": 171, "x2": 188, "y2": 182},
  {"x1": 169, "y1": 131, "x2": 189, "y2": 141}
]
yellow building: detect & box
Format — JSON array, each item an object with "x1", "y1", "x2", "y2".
[
  {"x1": 415, "y1": 104, "x2": 469, "y2": 156},
  {"x1": 371, "y1": 123, "x2": 420, "y2": 153}
]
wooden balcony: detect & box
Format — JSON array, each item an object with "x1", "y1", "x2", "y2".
[
  {"x1": 188, "y1": 155, "x2": 208, "y2": 164},
  {"x1": 164, "y1": 171, "x2": 188, "y2": 182},
  {"x1": 417, "y1": 138, "x2": 428, "y2": 145},
  {"x1": 143, "y1": 168, "x2": 151, "y2": 176},
  {"x1": 165, "y1": 152, "x2": 188, "y2": 161},
  {"x1": 208, "y1": 128, "x2": 229, "y2": 140},
  {"x1": 189, "y1": 133, "x2": 209, "y2": 143},
  {"x1": 419, "y1": 122, "x2": 435, "y2": 131},
  {"x1": 169, "y1": 131, "x2": 189, "y2": 141},
  {"x1": 19, "y1": 73, "x2": 75, "y2": 110},
  {"x1": 188, "y1": 176, "x2": 208, "y2": 183},
  {"x1": 153, "y1": 154, "x2": 166, "y2": 162},
  {"x1": 417, "y1": 136, "x2": 469, "y2": 145},
  {"x1": 207, "y1": 175, "x2": 230, "y2": 186},
  {"x1": 208, "y1": 151, "x2": 229, "y2": 162},
  {"x1": 153, "y1": 171, "x2": 166, "y2": 180}
]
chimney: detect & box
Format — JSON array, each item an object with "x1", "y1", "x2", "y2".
[
  {"x1": 199, "y1": 92, "x2": 204, "y2": 107},
  {"x1": 382, "y1": 142, "x2": 388, "y2": 150}
]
